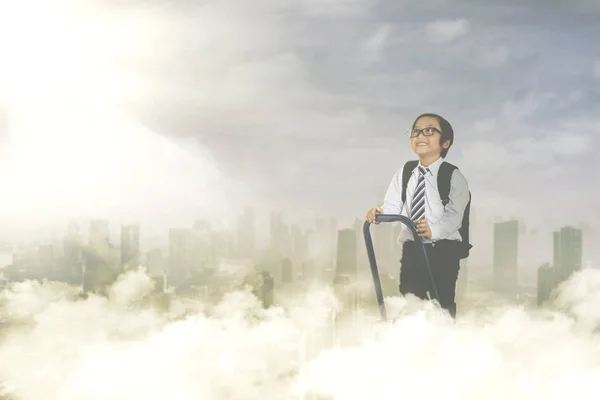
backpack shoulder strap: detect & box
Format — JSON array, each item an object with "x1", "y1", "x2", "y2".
[
  {"x1": 401, "y1": 160, "x2": 419, "y2": 203},
  {"x1": 437, "y1": 161, "x2": 457, "y2": 206}
]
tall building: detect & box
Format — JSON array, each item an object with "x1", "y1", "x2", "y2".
[
  {"x1": 89, "y1": 220, "x2": 110, "y2": 249},
  {"x1": 493, "y1": 220, "x2": 519, "y2": 294},
  {"x1": 191, "y1": 219, "x2": 213, "y2": 271},
  {"x1": 314, "y1": 217, "x2": 335, "y2": 267},
  {"x1": 372, "y1": 220, "x2": 396, "y2": 277},
  {"x1": 236, "y1": 207, "x2": 256, "y2": 259},
  {"x1": 291, "y1": 224, "x2": 309, "y2": 267},
  {"x1": 63, "y1": 233, "x2": 83, "y2": 284},
  {"x1": 261, "y1": 271, "x2": 274, "y2": 308},
  {"x1": 270, "y1": 212, "x2": 291, "y2": 257},
  {"x1": 354, "y1": 218, "x2": 369, "y2": 280},
  {"x1": 301, "y1": 260, "x2": 316, "y2": 281},
  {"x1": 38, "y1": 244, "x2": 56, "y2": 272},
  {"x1": 146, "y1": 248, "x2": 165, "y2": 277},
  {"x1": 335, "y1": 228, "x2": 357, "y2": 279},
  {"x1": 537, "y1": 262, "x2": 555, "y2": 306},
  {"x1": 121, "y1": 224, "x2": 140, "y2": 271},
  {"x1": 553, "y1": 226, "x2": 583, "y2": 280},
  {"x1": 168, "y1": 228, "x2": 193, "y2": 286},
  {"x1": 281, "y1": 258, "x2": 293, "y2": 283},
  {"x1": 537, "y1": 226, "x2": 583, "y2": 306}
]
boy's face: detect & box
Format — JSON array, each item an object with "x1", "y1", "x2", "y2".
[{"x1": 409, "y1": 116, "x2": 450, "y2": 158}]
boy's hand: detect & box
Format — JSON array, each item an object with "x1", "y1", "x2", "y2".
[
  {"x1": 366, "y1": 207, "x2": 383, "y2": 223},
  {"x1": 414, "y1": 219, "x2": 432, "y2": 239}
]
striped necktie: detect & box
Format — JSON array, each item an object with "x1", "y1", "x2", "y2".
[{"x1": 411, "y1": 166, "x2": 429, "y2": 221}]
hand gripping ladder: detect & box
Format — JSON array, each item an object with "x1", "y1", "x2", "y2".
[{"x1": 363, "y1": 214, "x2": 439, "y2": 322}]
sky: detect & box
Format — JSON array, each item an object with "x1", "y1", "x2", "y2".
[
  {"x1": 135, "y1": 0, "x2": 600, "y2": 225},
  {"x1": 0, "y1": 0, "x2": 599, "y2": 238},
  {"x1": 2, "y1": 2, "x2": 600, "y2": 397}
]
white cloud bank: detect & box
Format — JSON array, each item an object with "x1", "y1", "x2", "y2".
[{"x1": 1, "y1": 267, "x2": 600, "y2": 399}]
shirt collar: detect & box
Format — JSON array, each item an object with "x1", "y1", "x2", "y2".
[{"x1": 418, "y1": 157, "x2": 444, "y2": 176}]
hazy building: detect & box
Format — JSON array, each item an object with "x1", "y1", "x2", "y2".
[
  {"x1": 63, "y1": 236, "x2": 83, "y2": 284},
  {"x1": 354, "y1": 218, "x2": 367, "y2": 265},
  {"x1": 536, "y1": 226, "x2": 583, "y2": 306},
  {"x1": 146, "y1": 248, "x2": 165, "y2": 276},
  {"x1": 537, "y1": 262, "x2": 556, "y2": 305},
  {"x1": 237, "y1": 207, "x2": 256, "y2": 259},
  {"x1": 291, "y1": 223, "x2": 309, "y2": 267},
  {"x1": 301, "y1": 260, "x2": 316, "y2": 282},
  {"x1": 553, "y1": 226, "x2": 583, "y2": 281},
  {"x1": 38, "y1": 244, "x2": 56, "y2": 271},
  {"x1": 82, "y1": 244, "x2": 119, "y2": 295},
  {"x1": 261, "y1": 271, "x2": 274, "y2": 308},
  {"x1": 270, "y1": 212, "x2": 290, "y2": 257},
  {"x1": 493, "y1": 220, "x2": 519, "y2": 294},
  {"x1": 192, "y1": 219, "x2": 213, "y2": 271},
  {"x1": 282, "y1": 258, "x2": 293, "y2": 283},
  {"x1": 372, "y1": 221, "x2": 396, "y2": 277},
  {"x1": 89, "y1": 220, "x2": 110, "y2": 249},
  {"x1": 168, "y1": 228, "x2": 193, "y2": 286},
  {"x1": 335, "y1": 228, "x2": 357, "y2": 279},
  {"x1": 121, "y1": 224, "x2": 140, "y2": 271}
]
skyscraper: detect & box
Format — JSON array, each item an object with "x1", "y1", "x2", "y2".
[
  {"x1": 282, "y1": 258, "x2": 293, "y2": 283},
  {"x1": 121, "y1": 224, "x2": 140, "y2": 271},
  {"x1": 168, "y1": 228, "x2": 193, "y2": 286},
  {"x1": 335, "y1": 228, "x2": 357, "y2": 279},
  {"x1": 537, "y1": 262, "x2": 555, "y2": 306},
  {"x1": 89, "y1": 220, "x2": 110, "y2": 249},
  {"x1": 373, "y1": 221, "x2": 396, "y2": 276},
  {"x1": 237, "y1": 207, "x2": 256, "y2": 259},
  {"x1": 553, "y1": 226, "x2": 583, "y2": 277},
  {"x1": 537, "y1": 226, "x2": 583, "y2": 306},
  {"x1": 493, "y1": 220, "x2": 519, "y2": 294}
]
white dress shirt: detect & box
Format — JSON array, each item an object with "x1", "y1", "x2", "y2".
[{"x1": 380, "y1": 157, "x2": 469, "y2": 244}]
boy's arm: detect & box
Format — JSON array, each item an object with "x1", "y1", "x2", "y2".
[
  {"x1": 380, "y1": 167, "x2": 405, "y2": 215},
  {"x1": 428, "y1": 169, "x2": 469, "y2": 241}
]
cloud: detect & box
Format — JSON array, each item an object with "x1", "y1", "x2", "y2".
[
  {"x1": 287, "y1": 0, "x2": 373, "y2": 17},
  {"x1": 500, "y1": 92, "x2": 556, "y2": 124},
  {"x1": 1, "y1": 0, "x2": 599, "y2": 230},
  {"x1": 425, "y1": 19, "x2": 470, "y2": 43},
  {"x1": 2, "y1": 266, "x2": 600, "y2": 399},
  {"x1": 549, "y1": 133, "x2": 593, "y2": 156},
  {"x1": 472, "y1": 117, "x2": 498, "y2": 134},
  {"x1": 593, "y1": 58, "x2": 600, "y2": 80},
  {"x1": 476, "y1": 44, "x2": 510, "y2": 68},
  {"x1": 362, "y1": 25, "x2": 394, "y2": 62},
  {"x1": 0, "y1": 0, "x2": 252, "y2": 232}
]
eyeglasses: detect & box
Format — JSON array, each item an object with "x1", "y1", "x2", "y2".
[{"x1": 408, "y1": 127, "x2": 441, "y2": 138}]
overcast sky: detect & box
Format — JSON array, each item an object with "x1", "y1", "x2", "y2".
[{"x1": 0, "y1": 0, "x2": 599, "y2": 237}]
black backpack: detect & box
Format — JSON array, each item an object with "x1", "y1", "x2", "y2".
[{"x1": 401, "y1": 160, "x2": 472, "y2": 259}]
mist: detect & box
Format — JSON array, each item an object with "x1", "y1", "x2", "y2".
[
  {"x1": 0, "y1": 0, "x2": 249, "y2": 236},
  {"x1": 1, "y1": 267, "x2": 600, "y2": 399}
]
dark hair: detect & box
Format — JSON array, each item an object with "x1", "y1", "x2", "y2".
[{"x1": 411, "y1": 113, "x2": 454, "y2": 158}]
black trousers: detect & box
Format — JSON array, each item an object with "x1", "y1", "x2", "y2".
[{"x1": 399, "y1": 239, "x2": 461, "y2": 319}]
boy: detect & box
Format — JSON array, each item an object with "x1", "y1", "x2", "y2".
[{"x1": 365, "y1": 113, "x2": 470, "y2": 318}]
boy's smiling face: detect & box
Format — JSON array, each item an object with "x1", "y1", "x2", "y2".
[{"x1": 410, "y1": 116, "x2": 450, "y2": 158}]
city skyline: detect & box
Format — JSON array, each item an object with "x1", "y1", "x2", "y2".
[{"x1": 0, "y1": 205, "x2": 592, "y2": 310}]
